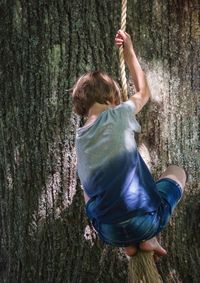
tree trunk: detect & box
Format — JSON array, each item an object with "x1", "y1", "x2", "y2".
[{"x1": 0, "y1": 1, "x2": 199, "y2": 282}]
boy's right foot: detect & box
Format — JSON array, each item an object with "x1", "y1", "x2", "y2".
[
  {"x1": 124, "y1": 245, "x2": 138, "y2": 257},
  {"x1": 139, "y1": 237, "x2": 167, "y2": 256}
]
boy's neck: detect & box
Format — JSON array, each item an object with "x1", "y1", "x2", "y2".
[{"x1": 85, "y1": 102, "x2": 113, "y2": 126}]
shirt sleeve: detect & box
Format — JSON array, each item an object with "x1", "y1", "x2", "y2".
[
  {"x1": 114, "y1": 100, "x2": 141, "y2": 133},
  {"x1": 122, "y1": 99, "x2": 136, "y2": 113}
]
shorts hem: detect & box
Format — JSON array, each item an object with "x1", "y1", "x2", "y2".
[{"x1": 156, "y1": 177, "x2": 183, "y2": 199}]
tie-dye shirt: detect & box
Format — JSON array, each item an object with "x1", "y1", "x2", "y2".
[{"x1": 76, "y1": 100, "x2": 161, "y2": 224}]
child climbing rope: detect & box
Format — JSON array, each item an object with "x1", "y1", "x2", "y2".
[{"x1": 72, "y1": 30, "x2": 187, "y2": 257}]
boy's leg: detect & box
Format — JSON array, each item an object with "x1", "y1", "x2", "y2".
[{"x1": 139, "y1": 165, "x2": 187, "y2": 256}]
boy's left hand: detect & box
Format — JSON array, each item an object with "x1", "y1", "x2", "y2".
[{"x1": 115, "y1": 30, "x2": 134, "y2": 63}]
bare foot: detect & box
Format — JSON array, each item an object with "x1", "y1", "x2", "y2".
[
  {"x1": 139, "y1": 237, "x2": 167, "y2": 256},
  {"x1": 124, "y1": 245, "x2": 138, "y2": 257}
]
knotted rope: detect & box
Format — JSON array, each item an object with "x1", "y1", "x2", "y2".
[{"x1": 119, "y1": 0, "x2": 128, "y2": 101}]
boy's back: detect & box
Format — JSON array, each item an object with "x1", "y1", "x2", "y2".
[{"x1": 76, "y1": 100, "x2": 161, "y2": 224}]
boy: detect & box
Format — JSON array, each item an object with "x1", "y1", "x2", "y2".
[{"x1": 72, "y1": 30, "x2": 186, "y2": 257}]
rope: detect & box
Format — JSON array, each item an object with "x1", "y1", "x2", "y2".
[
  {"x1": 119, "y1": 2, "x2": 163, "y2": 282},
  {"x1": 119, "y1": 0, "x2": 128, "y2": 101},
  {"x1": 128, "y1": 251, "x2": 162, "y2": 283}
]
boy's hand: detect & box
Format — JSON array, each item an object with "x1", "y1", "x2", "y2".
[{"x1": 115, "y1": 30, "x2": 134, "y2": 63}]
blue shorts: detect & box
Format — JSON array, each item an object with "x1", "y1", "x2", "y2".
[{"x1": 86, "y1": 178, "x2": 183, "y2": 247}]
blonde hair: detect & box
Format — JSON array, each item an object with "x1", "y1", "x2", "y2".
[{"x1": 72, "y1": 71, "x2": 121, "y2": 116}]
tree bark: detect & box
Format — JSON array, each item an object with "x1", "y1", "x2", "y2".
[{"x1": 0, "y1": 1, "x2": 199, "y2": 282}]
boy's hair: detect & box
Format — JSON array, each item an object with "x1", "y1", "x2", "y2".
[{"x1": 72, "y1": 71, "x2": 121, "y2": 116}]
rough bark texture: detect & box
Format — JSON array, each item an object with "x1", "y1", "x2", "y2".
[{"x1": 0, "y1": 1, "x2": 199, "y2": 283}]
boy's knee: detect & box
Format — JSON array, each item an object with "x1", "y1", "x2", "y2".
[
  {"x1": 160, "y1": 165, "x2": 187, "y2": 191},
  {"x1": 167, "y1": 164, "x2": 186, "y2": 175},
  {"x1": 166, "y1": 165, "x2": 187, "y2": 190}
]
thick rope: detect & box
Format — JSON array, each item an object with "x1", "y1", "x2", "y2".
[
  {"x1": 119, "y1": 1, "x2": 163, "y2": 282},
  {"x1": 119, "y1": 0, "x2": 128, "y2": 101},
  {"x1": 128, "y1": 251, "x2": 162, "y2": 283}
]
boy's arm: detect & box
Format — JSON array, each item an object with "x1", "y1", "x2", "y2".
[{"x1": 115, "y1": 30, "x2": 150, "y2": 114}]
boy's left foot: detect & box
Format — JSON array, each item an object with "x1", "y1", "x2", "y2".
[
  {"x1": 124, "y1": 245, "x2": 138, "y2": 256},
  {"x1": 139, "y1": 237, "x2": 167, "y2": 256}
]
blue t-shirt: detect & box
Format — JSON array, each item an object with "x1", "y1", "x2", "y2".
[{"x1": 76, "y1": 100, "x2": 161, "y2": 224}]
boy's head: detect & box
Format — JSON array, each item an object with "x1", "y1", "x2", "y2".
[{"x1": 72, "y1": 71, "x2": 121, "y2": 116}]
